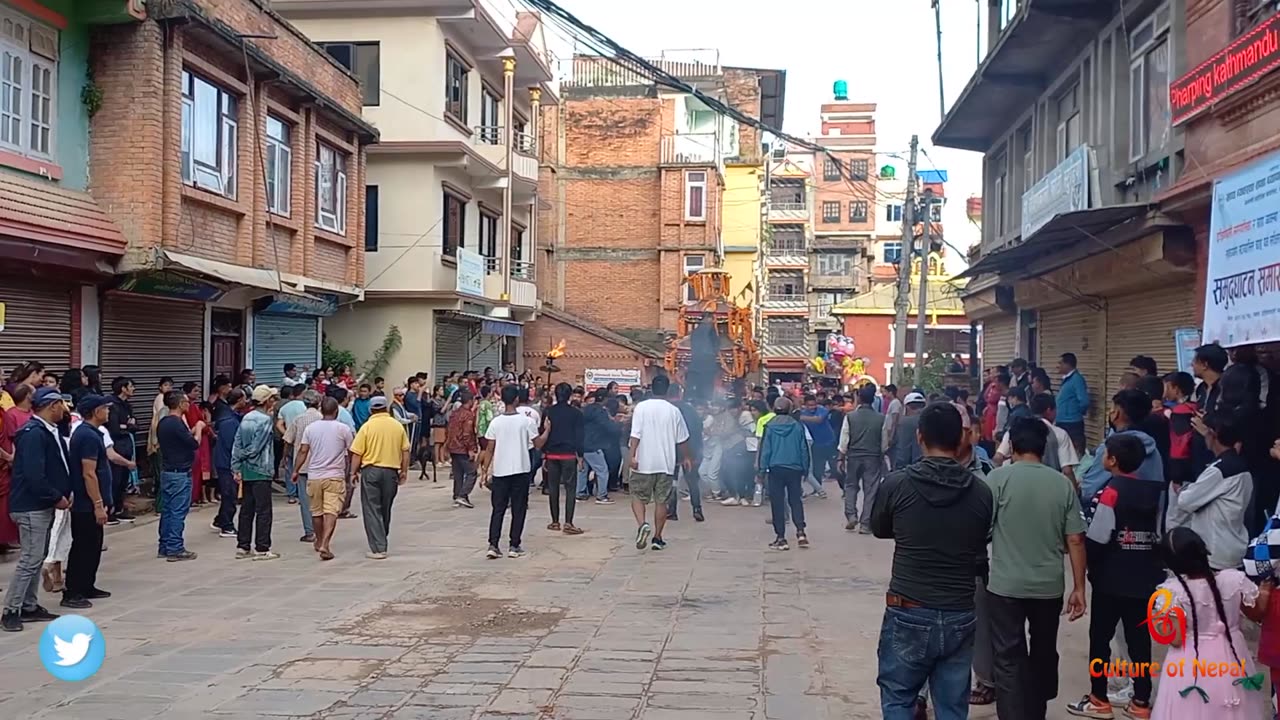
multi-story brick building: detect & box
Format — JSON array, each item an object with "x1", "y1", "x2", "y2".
[
  {"x1": 536, "y1": 53, "x2": 784, "y2": 373},
  {"x1": 1, "y1": 0, "x2": 374, "y2": 438},
  {"x1": 278, "y1": 0, "x2": 554, "y2": 387}
]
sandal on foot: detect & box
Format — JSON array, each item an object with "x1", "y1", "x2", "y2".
[
  {"x1": 547, "y1": 522, "x2": 561, "y2": 531},
  {"x1": 969, "y1": 685, "x2": 995, "y2": 706},
  {"x1": 563, "y1": 524, "x2": 584, "y2": 535}
]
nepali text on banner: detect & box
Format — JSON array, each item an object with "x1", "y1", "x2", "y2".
[{"x1": 1204, "y1": 149, "x2": 1280, "y2": 346}]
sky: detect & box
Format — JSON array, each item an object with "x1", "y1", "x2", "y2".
[{"x1": 542, "y1": 0, "x2": 992, "y2": 268}]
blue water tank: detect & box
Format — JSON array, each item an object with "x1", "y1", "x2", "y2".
[{"x1": 833, "y1": 80, "x2": 848, "y2": 101}]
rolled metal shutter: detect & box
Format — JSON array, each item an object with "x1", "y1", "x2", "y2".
[
  {"x1": 1105, "y1": 285, "x2": 1198, "y2": 403},
  {"x1": 100, "y1": 294, "x2": 205, "y2": 444},
  {"x1": 0, "y1": 280, "x2": 72, "y2": 374},
  {"x1": 434, "y1": 320, "x2": 471, "y2": 377},
  {"x1": 980, "y1": 315, "x2": 1017, "y2": 371},
  {"x1": 253, "y1": 314, "x2": 319, "y2": 387},
  {"x1": 1039, "y1": 301, "x2": 1108, "y2": 448},
  {"x1": 468, "y1": 332, "x2": 502, "y2": 374}
]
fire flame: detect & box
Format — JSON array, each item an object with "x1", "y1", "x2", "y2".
[{"x1": 547, "y1": 339, "x2": 566, "y2": 359}]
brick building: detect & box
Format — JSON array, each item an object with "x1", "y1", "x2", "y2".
[
  {"x1": 522, "y1": 307, "x2": 661, "y2": 390},
  {"x1": 534, "y1": 54, "x2": 783, "y2": 365},
  {"x1": 91, "y1": 0, "x2": 375, "y2": 411}
]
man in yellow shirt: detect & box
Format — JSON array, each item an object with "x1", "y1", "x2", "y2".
[{"x1": 349, "y1": 396, "x2": 410, "y2": 560}]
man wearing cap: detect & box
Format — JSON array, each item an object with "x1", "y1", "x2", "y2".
[
  {"x1": 155, "y1": 389, "x2": 203, "y2": 561},
  {"x1": 286, "y1": 389, "x2": 323, "y2": 543},
  {"x1": 888, "y1": 392, "x2": 928, "y2": 470},
  {"x1": 233, "y1": 385, "x2": 280, "y2": 560},
  {"x1": 349, "y1": 393, "x2": 411, "y2": 559},
  {"x1": 63, "y1": 394, "x2": 113, "y2": 609},
  {"x1": 2, "y1": 387, "x2": 72, "y2": 631}
]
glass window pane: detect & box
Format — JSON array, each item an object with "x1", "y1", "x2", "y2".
[
  {"x1": 1146, "y1": 41, "x2": 1170, "y2": 154},
  {"x1": 193, "y1": 78, "x2": 218, "y2": 165}
]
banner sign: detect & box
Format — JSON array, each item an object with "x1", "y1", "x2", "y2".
[
  {"x1": 1202, "y1": 149, "x2": 1280, "y2": 347},
  {"x1": 254, "y1": 293, "x2": 338, "y2": 317},
  {"x1": 1170, "y1": 13, "x2": 1280, "y2": 126},
  {"x1": 584, "y1": 368, "x2": 641, "y2": 393},
  {"x1": 117, "y1": 271, "x2": 224, "y2": 302},
  {"x1": 1021, "y1": 145, "x2": 1089, "y2": 240},
  {"x1": 1174, "y1": 327, "x2": 1202, "y2": 374},
  {"x1": 456, "y1": 248, "x2": 485, "y2": 297}
]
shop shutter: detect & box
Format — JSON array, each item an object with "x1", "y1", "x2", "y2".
[
  {"x1": 434, "y1": 320, "x2": 471, "y2": 377},
  {"x1": 100, "y1": 294, "x2": 204, "y2": 447},
  {"x1": 1039, "y1": 301, "x2": 1108, "y2": 448},
  {"x1": 253, "y1": 315, "x2": 319, "y2": 387},
  {"x1": 468, "y1": 333, "x2": 503, "y2": 374},
  {"x1": 0, "y1": 280, "x2": 72, "y2": 375},
  {"x1": 1105, "y1": 284, "x2": 1198, "y2": 404},
  {"x1": 980, "y1": 315, "x2": 1017, "y2": 371}
]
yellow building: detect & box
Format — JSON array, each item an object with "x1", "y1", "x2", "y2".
[{"x1": 722, "y1": 163, "x2": 763, "y2": 306}]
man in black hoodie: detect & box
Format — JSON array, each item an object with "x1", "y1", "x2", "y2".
[
  {"x1": 666, "y1": 383, "x2": 705, "y2": 523},
  {"x1": 541, "y1": 382, "x2": 585, "y2": 534},
  {"x1": 871, "y1": 402, "x2": 993, "y2": 719}
]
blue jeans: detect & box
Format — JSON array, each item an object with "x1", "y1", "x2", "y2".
[
  {"x1": 283, "y1": 454, "x2": 297, "y2": 499},
  {"x1": 158, "y1": 470, "x2": 193, "y2": 556},
  {"x1": 877, "y1": 606, "x2": 976, "y2": 720},
  {"x1": 297, "y1": 473, "x2": 314, "y2": 536},
  {"x1": 577, "y1": 450, "x2": 610, "y2": 500}
]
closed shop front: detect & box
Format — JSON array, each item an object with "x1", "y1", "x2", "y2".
[
  {"x1": 1104, "y1": 284, "x2": 1198, "y2": 403},
  {"x1": 251, "y1": 294, "x2": 334, "y2": 387},
  {"x1": 0, "y1": 278, "x2": 73, "y2": 374},
  {"x1": 100, "y1": 293, "x2": 205, "y2": 442},
  {"x1": 434, "y1": 318, "x2": 471, "y2": 377},
  {"x1": 468, "y1": 332, "x2": 502, "y2": 374},
  {"x1": 1038, "y1": 301, "x2": 1108, "y2": 448},
  {"x1": 980, "y1": 314, "x2": 1017, "y2": 371}
]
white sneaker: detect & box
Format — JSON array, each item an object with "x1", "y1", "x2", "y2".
[
  {"x1": 253, "y1": 551, "x2": 280, "y2": 561},
  {"x1": 1107, "y1": 677, "x2": 1134, "y2": 704},
  {"x1": 365, "y1": 551, "x2": 388, "y2": 560},
  {"x1": 721, "y1": 497, "x2": 739, "y2": 506},
  {"x1": 739, "y1": 498, "x2": 752, "y2": 506}
]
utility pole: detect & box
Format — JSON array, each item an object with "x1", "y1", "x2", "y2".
[
  {"x1": 892, "y1": 136, "x2": 919, "y2": 383},
  {"x1": 932, "y1": 0, "x2": 946, "y2": 120},
  {"x1": 914, "y1": 188, "x2": 935, "y2": 363}
]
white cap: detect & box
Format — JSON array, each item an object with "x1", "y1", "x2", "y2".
[{"x1": 904, "y1": 392, "x2": 927, "y2": 404}]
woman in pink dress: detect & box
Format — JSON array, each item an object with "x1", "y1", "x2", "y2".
[
  {"x1": 1151, "y1": 527, "x2": 1267, "y2": 719},
  {"x1": 182, "y1": 382, "x2": 212, "y2": 505},
  {"x1": 0, "y1": 383, "x2": 34, "y2": 547}
]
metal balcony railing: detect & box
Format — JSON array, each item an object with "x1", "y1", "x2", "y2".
[
  {"x1": 484, "y1": 255, "x2": 499, "y2": 274},
  {"x1": 515, "y1": 132, "x2": 536, "y2": 155},
  {"x1": 660, "y1": 133, "x2": 719, "y2": 165},
  {"x1": 473, "y1": 126, "x2": 538, "y2": 155},
  {"x1": 765, "y1": 293, "x2": 806, "y2": 303},
  {"x1": 766, "y1": 243, "x2": 807, "y2": 256},
  {"x1": 770, "y1": 201, "x2": 806, "y2": 211},
  {"x1": 511, "y1": 260, "x2": 536, "y2": 282}
]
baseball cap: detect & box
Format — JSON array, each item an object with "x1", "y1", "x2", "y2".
[
  {"x1": 369, "y1": 395, "x2": 390, "y2": 410},
  {"x1": 32, "y1": 387, "x2": 71, "y2": 408},
  {"x1": 75, "y1": 394, "x2": 113, "y2": 416},
  {"x1": 251, "y1": 385, "x2": 278, "y2": 404},
  {"x1": 904, "y1": 392, "x2": 927, "y2": 405}
]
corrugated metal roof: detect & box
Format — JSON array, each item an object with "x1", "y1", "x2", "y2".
[{"x1": 0, "y1": 173, "x2": 126, "y2": 255}]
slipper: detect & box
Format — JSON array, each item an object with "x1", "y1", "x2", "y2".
[
  {"x1": 562, "y1": 525, "x2": 584, "y2": 535},
  {"x1": 319, "y1": 550, "x2": 334, "y2": 561},
  {"x1": 547, "y1": 522, "x2": 561, "y2": 531}
]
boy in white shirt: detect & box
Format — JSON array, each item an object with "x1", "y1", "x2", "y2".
[
  {"x1": 480, "y1": 385, "x2": 551, "y2": 559},
  {"x1": 627, "y1": 375, "x2": 690, "y2": 551}
]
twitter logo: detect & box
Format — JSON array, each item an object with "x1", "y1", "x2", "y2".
[{"x1": 39, "y1": 615, "x2": 104, "y2": 682}]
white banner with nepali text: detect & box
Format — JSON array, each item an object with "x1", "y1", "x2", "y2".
[{"x1": 1204, "y1": 150, "x2": 1280, "y2": 347}]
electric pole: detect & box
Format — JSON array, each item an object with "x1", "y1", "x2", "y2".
[
  {"x1": 914, "y1": 189, "x2": 935, "y2": 363},
  {"x1": 933, "y1": 0, "x2": 946, "y2": 120},
  {"x1": 892, "y1": 136, "x2": 919, "y2": 383}
]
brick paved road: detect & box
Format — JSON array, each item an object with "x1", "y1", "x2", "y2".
[{"x1": 0, "y1": 477, "x2": 1091, "y2": 719}]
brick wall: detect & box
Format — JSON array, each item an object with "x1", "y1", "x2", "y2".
[
  {"x1": 89, "y1": 2, "x2": 371, "y2": 288},
  {"x1": 723, "y1": 68, "x2": 761, "y2": 159},
  {"x1": 522, "y1": 314, "x2": 657, "y2": 387},
  {"x1": 815, "y1": 149, "x2": 877, "y2": 235}
]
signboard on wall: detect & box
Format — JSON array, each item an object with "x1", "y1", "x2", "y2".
[
  {"x1": 456, "y1": 248, "x2": 485, "y2": 297},
  {"x1": 1170, "y1": 13, "x2": 1280, "y2": 126},
  {"x1": 1020, "y1": 144, "x2": 1089, "y2": 240},
  {"x1": 1202, "y1": 149, "x2": 1280, "y2": 347},
  {"x1": 584, "y1": 368, "x2": 642, "y2": 393}
]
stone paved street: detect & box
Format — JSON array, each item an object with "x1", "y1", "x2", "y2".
[{"x1": 0, "y1": 477, "x2": 1090, "y2": 719}]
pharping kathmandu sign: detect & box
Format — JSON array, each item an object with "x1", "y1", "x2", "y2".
[{"x1": 1170, "y1": 13, "x2": 1280, "y2": 126}]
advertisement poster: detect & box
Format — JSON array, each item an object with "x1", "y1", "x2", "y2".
[
  {"x1": 584, "y1": 368, "x2": 641, "y2": 393},
  {"x1": 1174, "y1": 327, "x2": 1202, "y2": 374},
  {"x1": 455, "y1": 248, "x2": 485, "y2": 297},
  {"x1": 1202, "y1": 150, "x2": 1280, "y2": 347}
]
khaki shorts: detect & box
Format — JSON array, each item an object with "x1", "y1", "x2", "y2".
[
  {"x1": 629, "y1": 471, "x2": 674, "y2": 504},
  {"x1": 307, "y1": 477, "x2": 346, "y2": 516}
]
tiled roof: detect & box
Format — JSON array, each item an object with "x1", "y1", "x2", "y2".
[{"x1": 0, "y1": 173, "x2": 126, "y2": 255}]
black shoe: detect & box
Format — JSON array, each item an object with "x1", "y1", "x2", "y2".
[
  {"x1": 60, "y1": 597, "x2": 92, "y2": 609},
  {"x1": 115, "y1": 512, "x2": 136, "y2": 522},
  {"x1": 20, "y1": 605, "x2": 58, "y2": 622},
  {"x1": 1, "y1": 612, "x2": 21, "y2": 632},
  {"x1": 86, "y1": 588, "x2": 112, "y2": 599},
  {"x1": 105, "y1": 517, "x2": 121, "y2": 527},
  {"x1": 693, "y1": 509, "x2": 705, "y2": 522},
  {"x1": 300, "y1": 534, "x2": 316, "y2": 543}
]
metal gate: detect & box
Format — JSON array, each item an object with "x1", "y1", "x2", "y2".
[
  {"x1": 468, "y1": 332, "x2": 502, "y2": 374},
  {"x1": 1039, "y1": 301, "x2": 1108, "y2": 449},
  {"x1": 1104, "y1": 284, "x2": 1198, "y2": 404},
  {"x1": 253, "y1": 314, "x2": 319, "y2": 387},
  {"x1": 0, "y1": 279, "x2": 73, "y2": 375},
  {"x1": 434, "y1": 320, "x2": 471, "y2": 377},
  {"x1": 980, "y1": 315, "x2": 1017, "y2": 372},
  {"x1": 100, "y1": 293, "x2": 204, "y2": 445}
]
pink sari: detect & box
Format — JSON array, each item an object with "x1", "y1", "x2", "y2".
[{"x1": 0, "y1": 406, "x2": 32, "y2": 545}]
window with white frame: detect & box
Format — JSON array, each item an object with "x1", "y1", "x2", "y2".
[
  {"x1": 683, "y1": 254, "x2": 705, "y2": 301},
  {"x1": 849, "y1": 200, "x2": 868, "y2": 222},
  {"x1": 822, "y1": 157, "x2": 841, "y2": 181},
  {"x1": 816, "y1": 252, "x2": 853, "y2": 277},
  {"x1": 1019, "y1": 124, "x2": 1034, "y2": 194},
  {"x1": 314, "y1": 141, "x2": 347, "y2": 233},
  {"x1": 849, "y1": 159, "x2": 869, "y2": 180},
  {"x1": 479, "y1": 210, "x2": 499, "y2": 270},
  {"x1": 883, "y1": 241, "x2": 902, "y2": 263},
  {"x1": 181, "y1": 70, "x2": 238, "y2": 197},
  {"x1": 991, "y1": 152, "x2": 1007, "y2": 236},
  {"x1": 684, "y1": 170, "x2": 707, "y2": 221},
  {"x1": 885, "y1": 203, "x2": 903, "y2": 223},
  {"x1": 1055, "y1": 84, "x2": 1081, "y2": 161},
  {"x1": 1129, "y1": 4, "x2": 1171, "y2": 162},
  {"x1": 265, "y1": 116, "x2": 291, "y2": 216},
  {"x1": 0, "y1": 10, "x2": 57, "y2": 160},
  {"x1": 821, "y1": 201, "x2": 841, "y2": 223},
  {"x1": 929, "y1": 202, "x2": 942, "y2": 222}
]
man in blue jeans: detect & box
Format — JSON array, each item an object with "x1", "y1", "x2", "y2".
[
  {"x1": 155, "y1": 390, "x2": 202, "y2": 561},
  {"x1": 871, "y1": 402, "x2": 993, "y2": 719},
  {"x1": 577, "y1": 388, "x2": 616, "y2": 504}
]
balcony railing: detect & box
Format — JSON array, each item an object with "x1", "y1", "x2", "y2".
[
  {"x1": 512, "y1": 260, "x2": 535, "y2": 281},
  {"x1": 766, "y1": 243, "x2": 806, "y2": 256},
  {"x1": 473, "y1": 126, "x2": 538, "y2": 156},
  {"x1": 765, "y1": 293, "x2": 806, "y2": 303},
  {"x1": 660, "y1": 132, "x2": 719, "y2": 165},
  {"x1": 484, "y1": 255, "x2": 499, "y2": 274},
  {"x1": 771, "y1": 201, "x2": 806, "y2": 211}
]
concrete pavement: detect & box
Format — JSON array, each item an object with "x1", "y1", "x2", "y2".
[{"x1": 0, "y1": 477, "x2": 1092, "y2": 719}]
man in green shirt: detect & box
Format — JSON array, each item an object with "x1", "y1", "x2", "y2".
[{"x1": 983, "y1": 417, "x2": 1087, "y2": 720}]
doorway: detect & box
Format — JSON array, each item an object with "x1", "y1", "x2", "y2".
[{"x1": 211, "y1": 308, "x2": 243, "y2": 383}]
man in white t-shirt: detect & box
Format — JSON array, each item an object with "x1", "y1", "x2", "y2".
[
  {"x1": 480, "y1": 384, "x2": 551, "y2": 559},
  {"x1": 993, "y1": 392, "x2": 1080, "y2": 484},
  {"x1": 627, "y1": 375, "x2": 690, "y2": 552}
]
